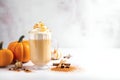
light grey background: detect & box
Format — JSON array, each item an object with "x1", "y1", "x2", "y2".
[{"x1": 0, "y1": 0, "x2": 120, "y2": 48}]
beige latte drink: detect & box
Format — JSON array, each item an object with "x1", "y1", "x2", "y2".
[{"x1": 29, "y1": 22, "x2": 51, "y2": 66}]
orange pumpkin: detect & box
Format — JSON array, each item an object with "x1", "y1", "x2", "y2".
[
  {"x1": 0, "y1": 41, "x2": 13, "y2": 67},
  {"x1": 8, "y1": 35, "x2": 30, "y2": 63}
]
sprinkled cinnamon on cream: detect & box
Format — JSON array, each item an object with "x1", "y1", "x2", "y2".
[{"x1": 33, "y1": 22, "x2": 49, "y2": 32}]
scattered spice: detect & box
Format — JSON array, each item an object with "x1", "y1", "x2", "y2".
[
  {"x1": 51, "y1": 66, "x2": 78, "y2": 72},
  {"x1": 23, "y1": 68, "x2": 32, "y2": 73},
  {"x1": 9, "y1": 67, "x2": 21, "y2": 72},
  {"x1": 9, "y1": 66, "x2": 32, "y2": 73},
  {"x1": 8, "y1": 61, "x2": 32, "y2": 73}
]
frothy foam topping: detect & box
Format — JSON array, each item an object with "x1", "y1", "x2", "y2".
[
  {"x1": 29, "y1": 22, "x2": 51, "y2": 40},
  {"x1": 33, "y1": 22, "x2": 49, "y2": 32}
]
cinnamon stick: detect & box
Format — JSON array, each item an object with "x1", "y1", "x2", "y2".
[{"x1": 53, "y1": 63, "x2": 71, "y2": 66}]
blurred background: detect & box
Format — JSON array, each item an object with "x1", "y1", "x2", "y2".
[{"x1": 0, "y1": 0, "x2": 120, "y2": 48}]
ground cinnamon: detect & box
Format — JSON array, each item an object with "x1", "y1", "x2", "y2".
[{"x1": 51, "y1": 66, "x2": 78, "y2": 72}]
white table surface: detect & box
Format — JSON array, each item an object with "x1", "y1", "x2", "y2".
[{"x1": 0, "y1": 48, "x2": 120, "y2": 80}]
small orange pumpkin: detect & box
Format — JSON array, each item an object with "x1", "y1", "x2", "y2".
[
  {"x1": 0, "y1": 41, "x2": 13, "y2": 67},
  {"x1": 8, "y1": 35, "x2": 30, "y2": 63}
]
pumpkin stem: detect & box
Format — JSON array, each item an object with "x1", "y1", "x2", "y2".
[
  {"x1": 0, "y1": 41, "x2": 3, "y2": 50},
  {"x1": 18, "y1": 35, "x2": 25, "y2": 42}
]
